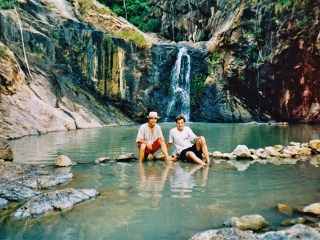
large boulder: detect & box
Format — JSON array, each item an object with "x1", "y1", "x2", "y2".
[
  {"x1": 303, "y1": 202, "x2": 320, "y2": 215},
  {"x1": 55, "y1": 155, "x2": 73, "y2": 167},
  {"x1": 232, "y1": 145, "x2": 251, "y2": 159}
]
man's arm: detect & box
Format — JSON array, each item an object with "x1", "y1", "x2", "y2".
[{"x1": 166, "y1": 142, "x2": 172, "y2": 149}]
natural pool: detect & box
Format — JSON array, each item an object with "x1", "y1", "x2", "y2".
[{"x1": 2, "y1": 123, "x2": 320, "y2": 239}]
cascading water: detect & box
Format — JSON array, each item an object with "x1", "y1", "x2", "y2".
[{"x1": 165, "y1": 47, "x2": 191, "y2": 121}]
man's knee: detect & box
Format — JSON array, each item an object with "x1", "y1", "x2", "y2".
[
  {"x1": 198, "y1": 136, "x2": 206, "y2": 145},
  {"x1": 140, "y1": 143, "x2": 147, "y2": 150},
  {"x1": 157, "y1": 137, "x2": 164, "y2": 144}
]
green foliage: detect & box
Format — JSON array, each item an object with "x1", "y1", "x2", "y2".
[
  {"x1": 191, "y1": 74, "x2": 206, "y2": 107},
  {"x1": 0, "y1": 0, "x2": 18, "y2": 9},
  {"x1": 210, "y1": 52, "x2": 221, "y2": 69},
  {"x1": 273, "y1": 0, "x2": 298, "y2": 15},
  {"x1": 0, "y1": 45, "x2": 7, "y2": 58},
  {"x1": 114, "y1": 30, "x2": 147, "y2": 48},
  {"x1": 98, "y1": 0, "x2": 160, "y2": 33}
]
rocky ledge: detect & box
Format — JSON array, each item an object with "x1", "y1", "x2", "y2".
[{"x1": 0, "y1": 161, "x2": 98, "y2": 220}]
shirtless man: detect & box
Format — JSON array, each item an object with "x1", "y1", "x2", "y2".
[
  {"x1": 167, "y1": 115, "x2": 210, "y2": 165},
  {"x1": 136, "y1": 112, "x2": 173, "y2": 164}
]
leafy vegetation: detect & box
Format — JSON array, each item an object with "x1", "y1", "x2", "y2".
[
  {"x1": 0, "y1": 45, "x2": 8, "y2": 58},
  {"x1": 0, "y1": 0, "x2": 18, "y2": 9},
  {"x1": 114, "y1": 30, "x2": 147, "y2": 48},
  {"x1": 210, "y1": 52, "x2": 221, "y2": 69},
  {"x1": 98, "y1": 0, "x2": 161, "y2": 32}
]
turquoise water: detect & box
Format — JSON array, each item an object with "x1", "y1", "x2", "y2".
[{"x1": 2, "y1": 123, "x2": 320, "y2": 239}]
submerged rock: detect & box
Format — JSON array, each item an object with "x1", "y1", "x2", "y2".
[
  {"x1": 12, "y1": 188, "x2": 99, "y2": 220},
  {"x1": 276, "y1": 203, "x2": 293, "y2": 215},
  {"x1": 224, "y1": 214, "x2": 269, "y2": 231},
  {"x1": 0, "y1": 182, "x2": 38, "y2": 201}
]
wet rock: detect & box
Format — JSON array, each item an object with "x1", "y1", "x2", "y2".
[
  {"x1": 281, "y1": 217, "x2": 305, "y2": 227},
  {"x1": 297, "y1": 147, "x2": 312, "y2": 156},
  {"x1": 16, "y1": 170, "x2": 73, "y2": 190},
  {"x1": 55, "y1": 155, "x2": 73, "y2": 167},
  {"x1": 303, "y1": 203, "x2": 320, "y2": 215},
  {"x1": 116, "y1": 153, "x2": 137, "y2": 162},
  {"x1": 0, "y1": 197, "x2": 8, "y2": 208},
  {"x1": 0, "y1": 139, "x2": 13, "y2": 161},
  {"x1": 212, "y1": 151, "x2": 223, "y2": 158},
  {"x1": 276, "y1": 203, "x2": 293, "y2": 215},
  {"x1": 257, "y1": 224, "x2": 320, "y2": 239},
  {"x1": 224, "y1": 214, "x2": 269, "y2": 231},
  {"x1": 191, "y1": 227, "x2": 256, "y2": 240},
  {"x1": 232, "y1": 145, "x2": 251, "y2": 159},
  {"x1": 95, "y1": 157, "x2": 110, "y2": 163},
  {"x1": 0, "y1": 162, "x2": 73, "y2": 201},
  {"x1": 265, "y1": 146, "x2": 281, "y2": 157},
  {"x1": 0, "y1": 182, "x2": 38, "y2": 201},
  {"x1": 309, "y1": 140, "x2": 320, "y2": 152},
  {"x1": 12, "y1": 188, "x2": 99, "y2": 220},
  {"x1": 273, "y1": 145, "x2": 284, "y2": 152}
]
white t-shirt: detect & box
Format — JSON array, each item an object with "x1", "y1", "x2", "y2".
[
  {"x1": 168, "y1": 126, "x2": 197, "y2": 154},
  {"x1": 136, "y1": 123, "x2": 164, "y2": 145}
]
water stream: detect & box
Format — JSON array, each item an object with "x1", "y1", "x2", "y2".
[
  {"x1": 165, "y1": 47, "x2": 191, "y2": 121},
  {"x1": 2, "y1": 123, "x2": 320, "y2": 240}
]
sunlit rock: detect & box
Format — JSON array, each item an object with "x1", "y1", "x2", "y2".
[
  {"x1": 95, "y1": 157, "x2": 110, "y2": 163},
  {"x1": 250, "y1": 155, "x2": 259, "y2": 160},
  {"x1": 273, "y1": 145, "x2": 284, "y2": 152},
  {"x1": 116, "y1": 153, "x2": 136, "y2": 162},
  {"x1": 12, "y1": 188, "x2": 99, "y2": 220},
  {"x1": 303, "y1": 202, "x2": 320, "y2": 215},
  {"x1": 55, "y1": 155, "x2": 73, "y2": 167},
  {"x1": 232, "y1": 145, "x2": 251, "y2": 159},
  {"x1": 257, "y1": 224, "x2": 320, "y2": 239},
  {"x1": 212, "y1": 151, "x2": 223, "y2": 158},
  {"x1": 309, "y1": 140, "x2": 320, "y2": 152},
  {"x1": 224, "y1": 214, "x2": 269, "y2": 231},
  {"x1": 289, "y1": 142, "x2": 301, "y2": 147},
  {"x1": 297, "y1": 147, "x2": 312, "y2": 156},
  {"x1": 265, "y1": 146, "x2": 281, "y2": 157}
]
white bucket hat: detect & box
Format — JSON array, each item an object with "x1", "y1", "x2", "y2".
[{"x1": 147, "y1": 111, "x2": 160, "y2": 119}]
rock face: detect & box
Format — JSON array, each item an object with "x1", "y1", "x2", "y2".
[
  {"x1": 0, "y1": 139, "x2": 13, "y2": 161},
  {"x1": 1, "y1": 0, "x2": 319, "y2": 139},
  {"x1": 147, "y1": 0, "x2": 320, "y2": 123}
]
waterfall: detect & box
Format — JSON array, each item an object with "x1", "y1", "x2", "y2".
[{"x1": 165, "y1": 47, "x2": 191, "y2": 121}]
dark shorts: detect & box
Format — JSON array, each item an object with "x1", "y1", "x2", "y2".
[
  {"x1": 179, "y1": 143, "x2": 203, "y2": 162},
  {"x1": 137, "y1": 139, "x2": 160, "y2": 155}
]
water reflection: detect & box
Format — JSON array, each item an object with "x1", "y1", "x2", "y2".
[
  {"x1": 137, "y1": 163, "x2": 173, "y2": 208},
  {"x1": 170, "y1": 164, "x2": 209, "y2": 198}
]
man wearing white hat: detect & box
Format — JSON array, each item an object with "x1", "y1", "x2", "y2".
[{"x1": 136, "y1": 112, "x2": 173, "y2": 164}]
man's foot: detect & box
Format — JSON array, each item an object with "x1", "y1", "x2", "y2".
[{"x1": 147, "y1": 154, "x2": 155, "y2": 161}]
